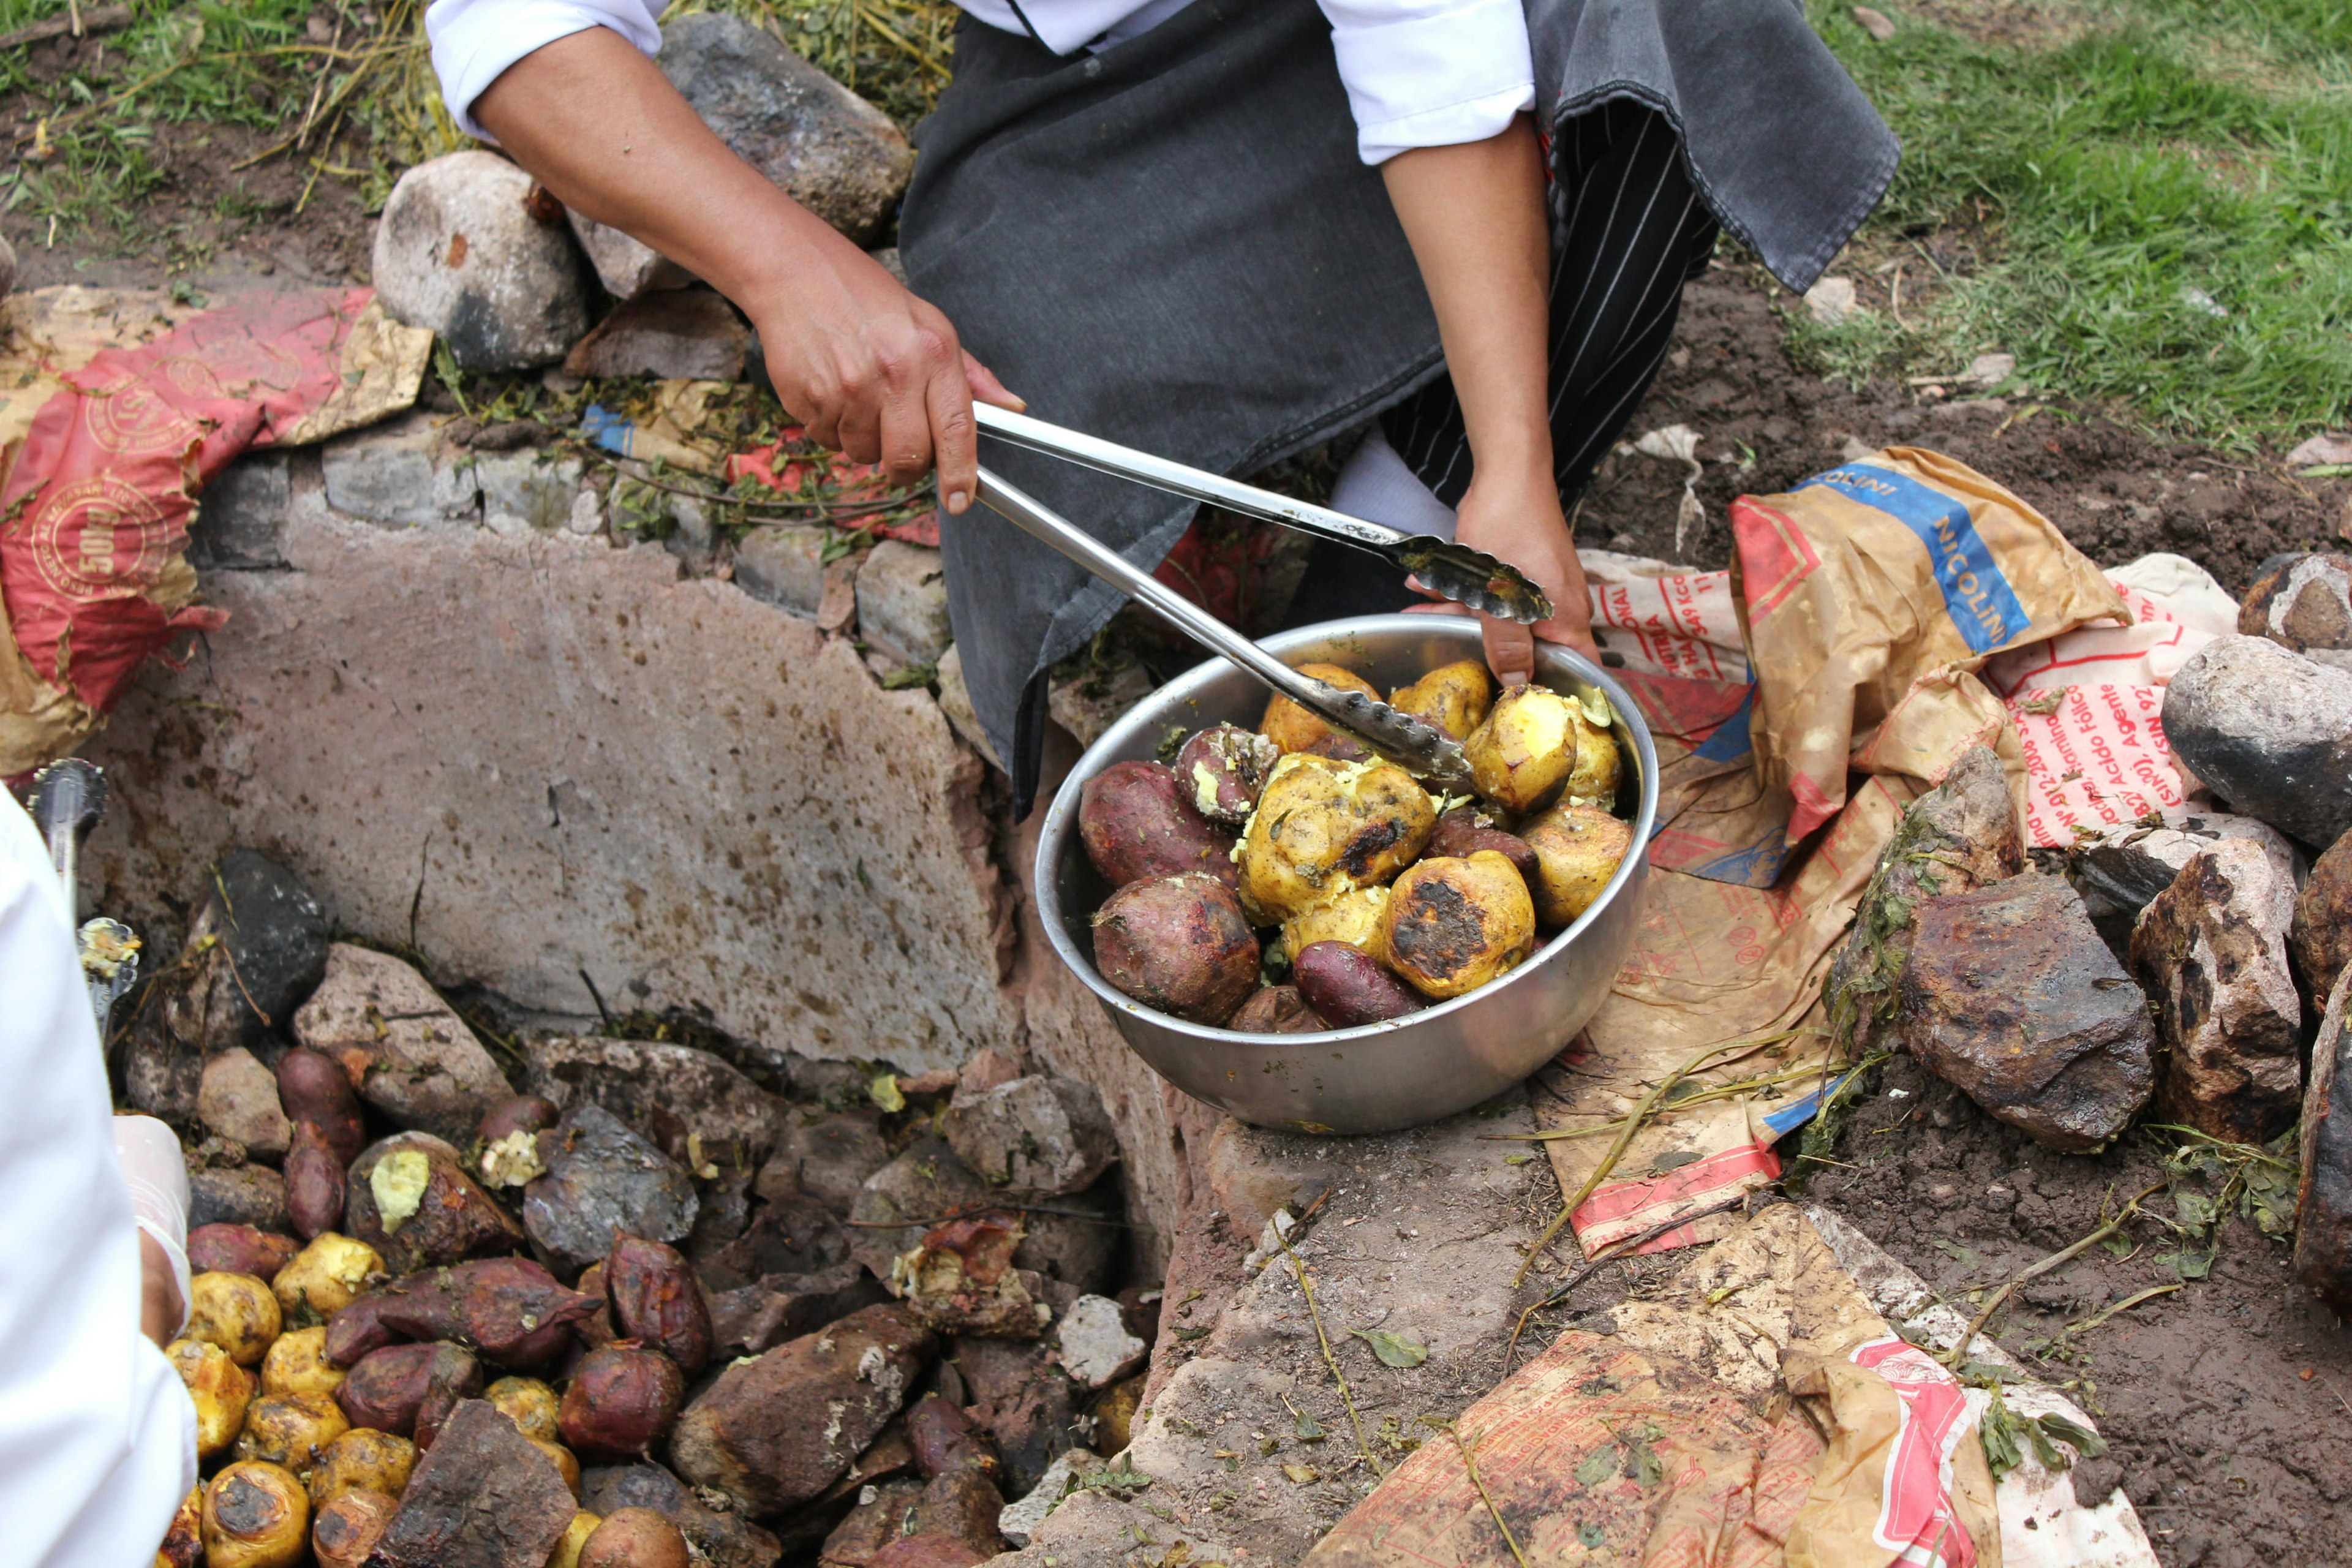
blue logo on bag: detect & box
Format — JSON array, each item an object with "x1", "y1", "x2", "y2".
[{"x1": 1804, "y1": 464, "x2": 2030, "y2": 653}]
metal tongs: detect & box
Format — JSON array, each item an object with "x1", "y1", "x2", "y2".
[
  {"x1": 970, "y1": 408, "x2": 1537, "y2": 790},
  {"x1": 27, "y1": 757, "x2": 140, "y2": 1031}
]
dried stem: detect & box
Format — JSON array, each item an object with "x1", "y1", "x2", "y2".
[
  {"x1": 1419, "y1": 1419, "x2": 1528, "y2": 1568},
  {"x1": 1942, "y1": 1182, "x2": 2166, "y2": 1368},
  {"x1": 1275, "y1": 1222, "x2": 1381, "y2": 1479}
]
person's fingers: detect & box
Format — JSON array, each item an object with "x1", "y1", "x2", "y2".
[
  {"x1": 927, "y1": 360, "x2": 979, "y2": 515},
  {"x1": 963, "y1": 350, "x2": 1024, "y2": 412},
  {"x1": 1483, "y1": 614, "x2": 1536, "y2": 688},
  {"x1": 1399, "y1": 601, "x2": 1467, "y2": 616},
  {"x1": 835, "y1": 388, "x2": 884, "y2": 464},
  {"x1": 876, "y1": 370, "x2": 937, "y2": 491}
]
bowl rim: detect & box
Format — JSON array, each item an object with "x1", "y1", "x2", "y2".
[{"x1": 1034, "y1": 613, "x2": 1663, "y2": 1047}]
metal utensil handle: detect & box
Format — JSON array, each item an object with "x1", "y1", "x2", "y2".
[
  {"x1": 976, "y1": 403, "x2": 1407, "y2": 552},
  {"x1": 974, "y1": 467, "x2": 1353, "y2": 722}
]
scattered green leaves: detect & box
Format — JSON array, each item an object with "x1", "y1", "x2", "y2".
[
  {"x1": 869, "y1": 1071, "x2": 905, "y2": 1113},
  {"x1": 1350, "y1": 1328, "x2": 1428, "y2": 1369},
  {"x1": 880, "y1": 660, "x2": 937, "y2": 691}
]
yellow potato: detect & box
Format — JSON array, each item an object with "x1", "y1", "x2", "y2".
[
  {"x1": 235, "y1": 1392, "x2": 350, "y2": 1477},
  {"x1": 187, "y1": 1271, "x2": 282, "y2": 1366},
  {"x1": 1259, "y1": 663, "x2": 1381, "y2": 754},
  {"x1": 307, "y1": 1428, "x2": 417, "y2": 1506},
  {"x1": 1237, "y1": 754, "x2": 1436, "y2": 925},
  {"x1": 310, "y1": 1489, "x2": 398, "y2": 1568},
  {"x1": 1520, "y1": 802, "x2": 1635, "y2": 926},
  {"x1": 168, "y1": 1336, "x2": 256, "y2": 1460},
  {"x1": 203, "y1": 1460, "x2": 310, "y2": 1568},
  {"x1": 534, "y1": 1437, "x2": 583, "y2": 1496},
  {"x1": 549, "y1": 1510, "x2": 605, "y2": 1568},
  {"x1": 487, "y1": 1374, "x2": 563, "y2": 1443},
  {"x1": 1389, "y1": 659, "x2": 1494, "y2": 742},
  {"x1": 1280, "y1": 885, "x2": 1392, "y2": 966},
  {"x1": 158, "y1": 1485, "x2": 204, "y2": 1567},
  {"x1": 1563, "y1": 695, "x2": 1624, "y2": 804},
  {"x1": 1380, "y1": 851, "x2": 1537, "y2": 999},
  {"x1": 1463, "y1": 685, "x2": 1579, "y2": 813},
  {"x1": 260, "y1": 1325, "x2": 345, "y2": 1401},
  {"x1": 271, "y1": 1233, "x2": 384, "y2": 1325}
]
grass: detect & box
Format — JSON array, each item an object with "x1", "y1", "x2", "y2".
[{"x1": 1801, "y1": 0, "x2": 2352, "y2": 449}]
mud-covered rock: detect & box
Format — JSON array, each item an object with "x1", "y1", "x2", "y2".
[
  {"x1": 1898, "y1": 872, "x2": 2155, "y2": 1150},
  {"x1": 756, "y1": 1108, "x2": 891, "y2": 1216},
  {"x1": 189, "y1": 1163, "x2": 290, "y2": 1232},
  {"x1": 198, "y1": 1047, "x2": 291, "y2": 1159},
  {"x1": 581, "y1": 1461, "x2": 785, "y2": 1568},
  {"x1": 523, "y1": 1035, "x2": 788, "y2": 1169},
  {"x1": 905, "y1": 1393, "x2": 998, "y2": 1480},
  {"x1": 162, "y1": 850, "x2": 330, "y2": 1058},
  {"x1": 2241, "y1": 551, "x2": 2352, "y2": 673},
  {"x1": 294, "y1": 944, "x2": 514, "y2": 1143},
  {"x1": 957, "y1": 1340, "x2": 1081, "y2": 1496},
  {"x1": 669, "y1": 1302, "x2": 935, "y2": 1513},
  {"x1": 347, "y1": 1133, "x2": 527, "y2": 1274},
  {"x1": 849, "y1": 1139, "x2": 1118, "y2": 1296},
  {"x1": 1054, "y1": 1296, "x2": 1147, "y2": 1390},
  {"x1": 906, "y1": 1469, "x2": 1005, "y2": 1559},
  {"x1": 700, "y1": 1191, "x2": 851, "y2": 1290},
  {"x1": 2163, "y1": 635, "x2": 2352, "y2": 848},
  {"x1": 995, "y1": 1448, "x2": 1096, "y2": 1548},
  {"x1": 563, "y1": 288, "x2": 750, "y2": 380},
  {"x1": 821, "y1": 1477, "x2": 925, "y2": 1567},
  {"x1": 2065, "y1": 807, "x2": 2303, "y2": 921},
  {"x1": 373, "y1": 152, "x2": 592, "y2": 372},
  {"x1": 706, "y1": 1264, "x2": 891, "y2": 1359},
  {"x1": 2132, "y1": 839, "x2": 2305, "y2": 1144},
  {"x1": 2294, "y1": 828, "x2": 2352, "y2": 1004},
  {"x1": 523, "y1": 1103, "x2": 699, "y2": 1274},
  {"x1": 941, "y1": 1077, "x2": 1117, "y2": 1199},
  {"x1": 2294, "y1": 973, "x2": 2352, "y2": 1313},
  {"x1": 367, "y1": 1398, "x2": 577, "y2": 1567}
]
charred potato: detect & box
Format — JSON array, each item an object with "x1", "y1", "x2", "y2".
[
  {"x1": 581, "y1": 1507, "x2": 692, "y2": 1568},
  {"x1": 486, "y1": 1374, "x2": 564, "y2": 1442},
  {"x1": 187, "y1": 1271, "x2": 281, "y2": 1366},
  {"x1": 1280, "y1": 884, "x2": 1390, "y2": 965},
  {"x1": 272, "y1": 1232, "x2": 383, "y2": 1325},
  {"x1": 1292, "y1": 941, "x2": 1426, "y2": 1027},
  {"x1": 1260, "y1": 662, "x2": 1381, "y2": 754},
  {"x1": 158, "y1": 1485, "x2": 205, "y2": 1567},
  {"x1": 1426, "y1": 805, "x2": 1540, "y2": 881},
  {"x1": 1381, "y1": 852, "x2": 1538, "y2": 999},
  {"x1": 1227, "y1": 986, "x2": 1328, "y2": 1033},
  {"x1": 203, "y1": 1460, "x2": 310, "y2": 1568},
  {"x1": 1520, "y1": 802, "x2": 1634, "y2": 926},
  {"x1": 1462, "y1": 685, "x2": 1580, "y2": 812},
  {"x1": 1091, "y1": 873, "x2": 1261, "y2": 1025},
  {"x1": 1236, "y1": 754, "x2": 1435, "y2": 924},
  {"x1": 169, "y1": 1336, "x2": 256, "y2": 1460},
  {"x1": 235, "y1": 1392, "x2": 351, "y2": 1476},
  {"x1": 189, "y1": 1224, "x2": 301, "y2": 1281},
  {"x1": 1077, "y1": 760, "x2": 1238, "y2": 889},
  {"x1": 1174, "y1": 723, "x2": 1282, "y2": 826},
  {"x1": 310, "y1": 1488, "x2": 398, "y2": 1568},
  {"x1": 306, "y1": 1428, "x2": 416, "y2": 1506},
  {"x1": 261, "y1": 1325, "x2": 346, "y2": 1401},
  {"x1": 549, "y1": 1510, "x2": 605, "y2": 1568},
  {"x1": 1389, "y1": 659, "x2": 1494, "y2": 742}
]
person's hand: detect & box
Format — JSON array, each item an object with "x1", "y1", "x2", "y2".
[
  {"x1": 138, "y1": 1231, "x2": 184, "y2": 1349},
  {"x1": 1406, "y1": 473, "x2": 1597, "y2": 685}
]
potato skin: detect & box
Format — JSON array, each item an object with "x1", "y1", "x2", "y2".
[
  {"x1": 1563, "y1": 699, "x2": 1623, "y2": 805},
  {"x1": 605, "y1": 1238, "x2": 714, "y2": 1377},
  {"x1": 1463, "y1": 685, "x2": 1579, "y2": 813},
  {"x1": 310, "y1": 1488, "x2": 398, "y2": 1568},
  {"x1": 366, "y1": 1256, "x2": 602, "y2": 1370},
  {"x1": 486, "y1": 1374, "x2": 564, "y2": 1442},
  {"x1": 1382, "y1": 852, "x2": 1538, "y2": 1000},
  {"x1": 581, "y1": 1507, "x2": 692, "y2": 1568},
  {"x1": 1227, "y1": 986, "x2": 1329, "y2": 1034},
  {"x1": 1236, "y1": 753, "x2": 1436, "y2": 925},
  {"x1": 1281, "y1": 884, "x2": 1390, "y2": 966},
  {"x1": 203, "y1": 1460, "x2": 310, "y2": 1568},
  {"x1": 1174, "y1": 723, "x2": 1282, "y2": 826},
  {"x1": 1260, "y1": 662, "x2": 1380, "y2": 754},
  {"x1": 306, "y1": 1427, "x2": 416, "y2": 1506},
  {"x1": 1091, "y1": 874, "x2": 1261, "y2": 1025},
  {"x1": 187, "y1": 1271, "x2": 282, "y2": 1366},
  {"x1": 284, "y1": 1120, "x2": 348, "y2": 1241},
  {"x1": 261, "y1": 1325, "x2": 346, "y2": 1400},
  {"x1": 189, "y1": 1224, "x2": 301, "y2": 1281},
  {"x1": 1292, "y1": 941, "x2": 1426, "y2": 1027},
  {"x1": 549, "y1": 1510, "x2": 605, "y2": 1568},
  {"x1": 168, "y1": 1336, "x2": 256, "y2": 1460},
  {"x1": 1520, "y1": 803, "x2": 1634, "y2": 927},
  {"x1": 1077, "y1": 761, "x2": 1238, "y2": 890},
  {"x1": 1426, "y1": 806, "x2": 1540, "y2": 882},
  {"x1": 235, "y1": 1391, "x2": 351, "y2": 1475},
  {"x1": 158, "y1": 1485, "x2": 205, "y2": 1567},
  {"x1": 334, "y1": 1341, "x2": 482, "y2": 1438},
  {"x1": 480, "y1": 1093, "x2": 560, "y2": 1144},
  {"x1": 273, "y1": 1232, "x2": 383, "y2": 1325},
  {"x1": 1389, "y1": 660, "x2": 1494, "y2": 742},
  {"x1": 559, "y1": 1344, "x2": 687, "y2": 1462},
  {"x1": 276, "y1": 1049, "x2": 366, "y2": 1167}
]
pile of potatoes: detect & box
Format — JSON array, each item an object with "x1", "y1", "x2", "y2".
[
  {"x1": 1079, "y1": 657, "x2": 1633, "y2": 1031},
  {"x1": 158, "y1": 1192, "x2": 699, "y2": 1567}
]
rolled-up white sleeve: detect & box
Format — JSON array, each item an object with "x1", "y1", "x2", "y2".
[
  {"x1": 1315, "y1": 0, "x2": 1536, "y2": 164},
  {"x1": 427, "y1": 0, "x2": 668, "y2": 139}
]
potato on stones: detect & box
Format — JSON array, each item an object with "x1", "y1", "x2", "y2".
[
  {"x1": 187, "y1": 1271, "x2": 281, "y2": 1366},
  {"x1": 261, "y1": 1324, "x2": 346, "y2": 1401},
  {"x1": 1077, "y1": 760, "x2": 1238, "y2": 889},
  {"x1": 603, "y1": 1237, "x2": 714, "y2": 1376},
  {"x1": 306, "y1": 1427, "x2": 416, "y2": 1506},
  {"x1": 1237, "y1": 753, "x2": 1436, "y2": 924},
  {"x1": 1175, "y1": 723, "x2": 1283, "y2": 826},
  {"x1": 284, "y1": 1120, "x2": 348, "y2": 1241},
  {"x1": 536, "y1": 1438, "x2": 584, "y2": 1495},
  {"x1": 581, "y1": 1506, "x2": 692, "y2": 1568},
  {"x1": 1521, "y1": 802, "x2": 1635, "y2": 927},
  {"x1": 1463, "y1": 685, "x2": 1580, "y2": 812},
  {"x1": 170, "y1": 1336, "x2": 255, "y2": 1460},
  {"x1": 335, "y1": 1341, "x2": 482, "y2": 1438},
  {"x1": 1382, "y1": 852, "x2": 1538, "y2": 999},
  {"x1": 1281, "y1": 884, "x2": 1391, "y2": 965},
  {"x1": 189, "y1": 1223, "x2": 301, "y2": 1281},
  {"x1": 1292, "y1": 941, "x2": 1426, "y2": 1027},
  {"x1": 203, "y1": 1460, "x2": 310, "y2": 1568},
  {"x1": 158, "y1": 1485, "x2": 204, "y2": 1568},
  {"x1": 346, "y1": 1131, "x2": 527, "y2": 1275},
  {"x1": 487, "y1": 1374, "x2": 564, "y2": 1442},
  {"x1": 1228, "y1": 984, "x2": 1329, "y2": 1033},
  {"x1": 1426, "y1": 805, "x2": 1540, "y2": 881},
  {"x1": 1091, "y1": 873, "x2": 1260, "y2": 1024},
  {"x1": 275, "y1": 1047, "x2": 366, "y2": 1167},
  {"x1": 559, "y1": 1344, "x2": 687, "y2": 1462},
  {"x1": 1390, "y1": 658, "x2": 1494, "y2": 742},
  {"x1": 310, "y1": 1488, "x2": 398, "y2": 1568},
  {"x1": 236, "y1": 1391, "x2": 351, "y2": 1475},
  {"x1": 549, "y1": 1510, "x2": 604, "y2": 1568},
  {"x1": 272, "y1": 1231, "x2": 383, "y2": 1325},
  {"x1": 1261, "y1": 662, "x2": 1381, "y2": 754}
]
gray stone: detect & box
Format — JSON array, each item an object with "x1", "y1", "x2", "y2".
[
  {"x1": 523, "y1": 1102, "x2": 700, "y2": 1273},
  {"x1": 565, "y1": 209, "x2": 694, "y2": 301},
  {"x1": 933, "y1": 644, "x2": 1004, "y2": 772},
  {"x1": 320, "y1": 413, "x2": 480, "y2": 526},
  {"x1": 523, "y1": 1034, "x2": 788, "y2": 1169},
  {"x1": 753, "y1": 1107, "x2": 891, "y2": 1216},
  {"x1": 992, "y1": 1487, "x2": 1234, "y2": 1568},
  {"x1": 941, "y1": 1076, "x2": 1117, "y2": 1197},
  {"x1": 656, "y1": 13, "x2": 914, "y2": 246},
  {"x1": 476, "y1": 449, "x2": 584, "y2": 535},
  {"x1": 189, "y1": 1163, "x2": 289, "y2": 1231},
  {"x1": 856, "y1": 540, "x2": 951, "y2": 667},
  {"x1": 197, "y1": 1047, "x2": 290, "y2": 1159},
  {"x1": 2131, "y1": 839, "x2": 2304, "y2": 1144},
  {"x1": 191, "y1": 453, "x2": 291, "y2": 570},
  {"x1": 2294, "y1": 970, "x2": 2352, "y2": 1313},
  {"x1": 293, "y1": 943, "x2": 515, "y2": 1143},
  {"x1": 732, "y1": 524, "x2": 827, "y2": 616},
  {"x1": 1053, "y1": 1295, "x2": 1145, "y2": 1390},
  {"x1": 372, "y1": 151, "x2": 592, "y2": 372},
  {"x1": 161, "y1": 848, "x2": 330, "y2": 1058},
  {"x1": 80, "y1": 514, "x2": 1021, "y2": 1077},
  {"x1": 2065, "y1": 807, "x2": 2303, "y2": 919},
  {"x1": 564, "y1": 288, "x2": 750, "y2": 382},
  {"x1": 1046, "y1": 657, "x2": 1155, "y2": 748},
  {"x1": 1898, "y1": 873, "x2": 2155, "y2": 1150},
  {"x1": 2240, "y1": 551, "x2": 2352, "y2": 673},
  {"x1": 995, "y1": 1447, "x2": 1094, "y2": 1548},
  {"x1": 2163, "y1": 635, "x2": 2352, "y2": 848}
]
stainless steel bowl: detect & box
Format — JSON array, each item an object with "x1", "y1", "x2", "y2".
[{"x1": 1034, "y1": 615, "x2": 1659, "y2": 1134}]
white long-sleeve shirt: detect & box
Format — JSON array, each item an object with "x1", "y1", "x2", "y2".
[
  {"x1": 0, "y1": 794, "x2": 196, "y2": 1566},
  {"x1": 426, "y1": 0, "x2": 1536, "y2": 164}
]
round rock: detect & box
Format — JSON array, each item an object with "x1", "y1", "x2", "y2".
[
  {"x1": 2162, "y1": 635, "x2": 2352, "y2": 849},
  {"x1": 372, "y1": 151, "x2": 591, "y2": 371},
  {"x1": 2240, "y1": 551, "x2": 2352, "y2": 672}
]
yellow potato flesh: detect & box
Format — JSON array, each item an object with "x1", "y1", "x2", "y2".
[
  {"x1": 1259, "y1": 663, "x2": 1381, "y2": 755},
  {"x1": 549, "y1": 1511, "x2": 605, "y2": 1568},
  {"x1": 271, "y1": 1234, "x2": 383, "y2": 1325},
  {"x1": 169, "y1": 1336, "x2": 256, "y2": 1460},
  {"x1": 307, "y1": 1428, "x2": 417, "y2": 1506},
  {"x1": 1463, "y1": 687, "x2": 1578, "y2": 813},
  {"x1": 260, "y1": 1325, "x2": 345, "y2": 1401},
  {"x1": 1380, "y1": 851, "x2": 1537, "y2": 999},
  {"x1": 487, "y1": 1375, "x2": 564, "y2": 1443},
  {"x1": 1237, "y1": 754, "x2": 1436, "y2": 925},
  {"x1": 1564, "y1": 704, "x2": 1624, "y2": 804},
  {"x1": 1389, "y1": 659, "x2": 1494, "y2": 742},
  {"x1": 1281, "y1": 885, "x2": 1392, "y2": 965},
  {"x1": 1521, "y1": 802, "x2": 1634, "y2": 926},
  {"x1": 187, "y1": 1272, "x2": 282, "y2": 1366}
]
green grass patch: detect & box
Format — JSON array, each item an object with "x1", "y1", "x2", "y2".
[{"x1": 1805, "y1": 0, "x2": 2352, "y2": 448}]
